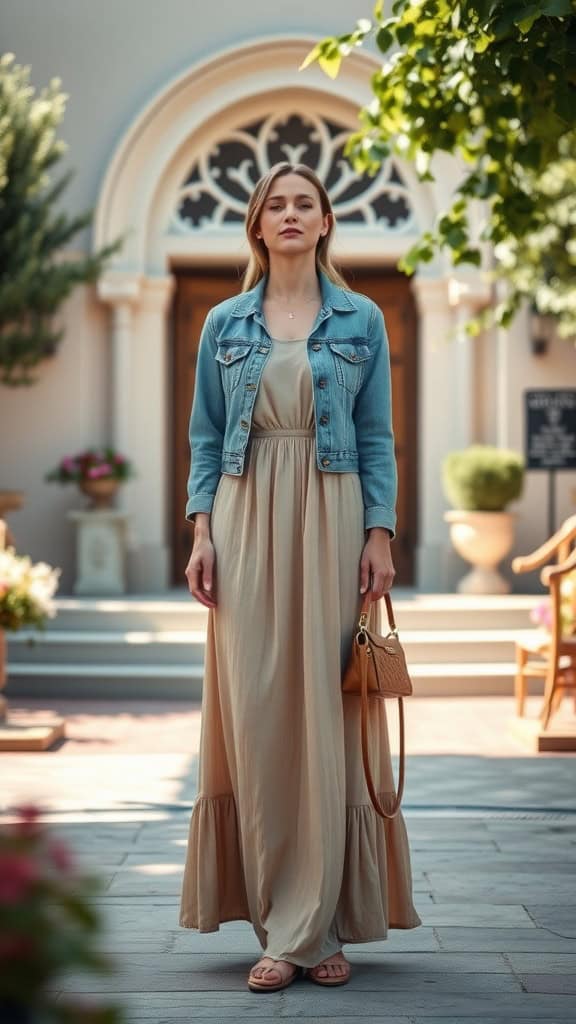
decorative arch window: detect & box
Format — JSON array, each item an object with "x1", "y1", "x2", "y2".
[{"x1": 169, "y1": 111, "x2": 416, "y2": 235}]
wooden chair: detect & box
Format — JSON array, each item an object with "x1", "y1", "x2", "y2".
[{"x1": 511, "y1": 514, "x2": 576, "y2": 728}]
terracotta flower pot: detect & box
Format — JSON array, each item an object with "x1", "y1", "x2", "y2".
[{"x1": 79, "y1": 478, "x2": 120, "y2": 510}]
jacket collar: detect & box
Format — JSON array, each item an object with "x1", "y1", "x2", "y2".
[{"x1": 230, "y1": 268, "x2": 358, "y2": 318}]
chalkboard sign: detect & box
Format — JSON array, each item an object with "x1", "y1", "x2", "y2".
[{"x1": 525, "y1": 390, "x2": 576, "y2": 470}]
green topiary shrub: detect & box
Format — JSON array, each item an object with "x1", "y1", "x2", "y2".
[{"x1": 442, "y1": 445, "x2": 525, "y2": 512}]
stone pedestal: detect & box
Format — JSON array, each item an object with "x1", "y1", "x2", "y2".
[{"x1": 67, "y1": 509, "x2": 129, "y2": 595}]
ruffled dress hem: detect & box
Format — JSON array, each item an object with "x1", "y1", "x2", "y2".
[{"x1": 179, "y1": 793, "x2": 422, "y2": 938}]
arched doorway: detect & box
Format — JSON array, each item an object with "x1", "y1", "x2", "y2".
[{"x1": 93, "y1": 37, "x2": 442, "y2": 592}]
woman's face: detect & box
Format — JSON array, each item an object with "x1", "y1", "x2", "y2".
[{"x1": 256, "y1": 173, "x2": 331, "y2": 255}]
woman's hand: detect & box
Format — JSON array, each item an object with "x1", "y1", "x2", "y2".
[
  {"x1": 185, "y1": 516, "x2": 217, "y2": 608},
  {"x1": 359, "y1": 527, "x2": 395, "y2": 600}
]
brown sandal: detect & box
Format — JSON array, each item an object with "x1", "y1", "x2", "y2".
[
  {"x1": 248, "y1": 956, "x2": 301, "y2": 992},
  {"x1": 305, "y1": 952, "x2": 351, "y2": 987}
]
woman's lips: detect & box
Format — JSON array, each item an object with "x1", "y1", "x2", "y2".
[{"x1": 281, "y1": 229, "x2": 302, "y2": 235}]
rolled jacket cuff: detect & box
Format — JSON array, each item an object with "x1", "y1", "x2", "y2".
[
  {"x1": 364, "y1": 505, "x2": 396, "y2": 538},
  {"x1": 185, "y1": 492, "x2": 215, "y2": 522}
]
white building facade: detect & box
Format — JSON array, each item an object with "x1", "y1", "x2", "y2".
[{"x1": 1, "y1": 4, "x2": 575, "y2": 595}]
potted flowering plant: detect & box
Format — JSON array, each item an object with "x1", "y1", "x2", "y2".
[
  {"x1": 45, "y1": 448, "x2": 134, "y2": 509},
  {"x1": 0, "y1": 804, "x2": 125, "y2": 1023},
  {"x1": 0, "y1": 546, "x2": 60, "y2": 722}
]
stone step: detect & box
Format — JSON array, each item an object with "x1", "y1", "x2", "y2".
[
  {"x1": 7, "y1": 626, "x2": 543, "y2": 666},
  {"x1": 46, "y1": 592, "x2": 539, "y2": 632},
  {"x1": 5, "y1": 659, "x2": 543, "y2": 701},
  {"x1": 8, "y1": 629, "x2": 207, "y2": 666}
]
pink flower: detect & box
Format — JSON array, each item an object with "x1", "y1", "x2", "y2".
[
  {"x1": 62, "y1": 456, "x2": 77, "y2": 472},
  {"x1": 87, "y1": 464, "x2": 112, "y2": 479},
  {"x1": 13, "y1": 803, "x2": 43, "y2": 838},
  {"x1": 0, "y1": 854, "x2": 40, "y2": 903},
  {"x1": 530, "y1": 600, "x2": 552, "y2": 630}
]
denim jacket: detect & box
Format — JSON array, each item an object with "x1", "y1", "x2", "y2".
[{"x1": 186, "y1": 269, "x2": 398, "y2": 537}]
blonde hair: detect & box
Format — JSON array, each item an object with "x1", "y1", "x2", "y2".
[{"x1": 241, "y1": 162, "x2": 349, "y2": 292}]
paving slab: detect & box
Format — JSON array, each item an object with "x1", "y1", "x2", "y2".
[
  {"x1": 519, "y1": 975, "x2": 576, "y2": 994},
  {"x1": 3, "y1": 696, "x2": 576, "y2": 1023},
  {"x1": 434, "y1": 927, "x2": 576, "y2": 953}
]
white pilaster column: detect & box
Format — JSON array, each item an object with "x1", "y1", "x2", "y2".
[
  {"x1": 97, "y1": 273, "x2": 142, "y2": 455},
  {"x1": 97, "y1": 272, "x2": 174, "y2": 592},
  {"x1": 411, "y1": 275, "x2": 459, "y2": 591},
  {"x1": 412, "y1": 273, "x2": 492, "y2": 591},
  {"x1": 124, "y1": 274, "x2": 175, "y2": 593},
  {"x1": 448, "y1": 278, "x2": 477, "y2": 449}
]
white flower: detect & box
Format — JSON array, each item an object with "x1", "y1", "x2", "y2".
[{"x1": 0, "y1": 546, "x2": 61, "y2": 625}]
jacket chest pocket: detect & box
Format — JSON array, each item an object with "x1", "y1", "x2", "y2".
[
  {"x1": 214, "y1": 343, "x2": 252, "y2": 393},
  {"x1": 328, "y1": 342, "x2": 372, "y2": 395}
]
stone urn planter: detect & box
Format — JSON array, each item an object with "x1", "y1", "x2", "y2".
[
  {"x1": 442, "y1": 444, "x2": 525, "y2": 595},
  {"x1": 444, "y1": 509, "x2": 518, "y2": 593},
  {"x1": 79, "y1": 477, "x2": 120, "y2": 509}
]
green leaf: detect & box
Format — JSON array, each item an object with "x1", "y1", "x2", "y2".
[
  {"x1": 444, "y1": 226, "x2": 469, "y2": 248},
  {"x1": 516, "y1": 11, "x2": 542, "y2": 34},
  {"x1": 474, "y1": 32, "x2": 493, "y2": 53},
  {"x1": 376, "y1": 26, "x2": 394, "y2": 52},
  {"x1": 318, "y1": 51, "x2": 343, "y2": 78},
  {"x1": 298, "y1": 42, "x2": 324, "y2": 72},
  {"x1": 453, "y1": 248, "x2": 482, "y2": 266},
  {"x1": 396, "y1": 22, "x2": 415, "y2": 45},
  {"x1": 540, "y1": 0, "x2": 573, "y2": 14}
]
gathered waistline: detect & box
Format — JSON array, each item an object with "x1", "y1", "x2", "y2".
[{"x1": 251, "y1": 428, "x2": 315, "y2": 438}]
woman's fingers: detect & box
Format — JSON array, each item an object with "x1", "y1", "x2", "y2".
[
  {"x1": 359, "y1": 560, "x2": 395, "y2": 600},
  {"x1": 185, "y1": 552, "x2": 217, "y2": 607},
  {"x1": 359, "y1": 557, "x2": 371, "y2": 594}
]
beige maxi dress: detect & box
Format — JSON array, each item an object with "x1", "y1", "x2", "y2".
[{"x1": 179, "y1": 337, "x2": 422, "y2": 967}]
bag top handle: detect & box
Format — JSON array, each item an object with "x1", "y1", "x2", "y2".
[{"x1": 360, "y1": 590, "x2": 397, "y2": 633}]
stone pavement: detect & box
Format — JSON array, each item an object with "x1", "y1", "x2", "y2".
[{"x1": 2, "y1": 694, "x2": 576, "y2": 1023}]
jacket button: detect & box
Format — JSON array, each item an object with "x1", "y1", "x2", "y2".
[
  {"x1": 318, "y1": 379, "x2": 327, "y2": 389},
  {"x1": 246, "y1": 383, "x2": 256, "y2": 390},
  {"x1": 311, "y1": 343, "x2": 321, "y2": 351},
  {"x1": 258, "y1": 346, "x2": 268, "y2": 354},
  {"x1": 240, "y1": 419, "x2": 249, "y2": 430},
  {"x1": 224, "y1": 353, "x2": 232, "y2": 362},
  {"x1": 322, "y1": 458, "x2": 331, "y2": 466},
  {"x1": 319, "y1": 415, "x2": 329, "y2": 426}
]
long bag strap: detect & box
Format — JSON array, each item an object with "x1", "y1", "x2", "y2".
[{"x1": 359, "y1": 630, "x2": 406, "y2": 820}]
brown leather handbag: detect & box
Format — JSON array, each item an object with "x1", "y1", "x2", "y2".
[{"x1": 342, "y1": 590, "x2": 413, "y2": 820}]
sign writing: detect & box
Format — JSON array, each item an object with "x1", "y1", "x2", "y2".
[{"x1": 525, "y1": 390, "x2": 576, "y2": 470}]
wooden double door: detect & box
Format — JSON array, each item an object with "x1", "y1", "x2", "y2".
[{"x1": 170, "y1": 268, "x2": 418, "y2": 586}]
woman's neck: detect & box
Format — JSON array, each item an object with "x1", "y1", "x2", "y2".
[{"x1": 264, "y1": 256, "x2": 321, "y2": 302}]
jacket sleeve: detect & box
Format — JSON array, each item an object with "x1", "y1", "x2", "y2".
[
  {"x1": 185, "y1": 308, "x2": 226, "y2": 522},
  {"x1": 352, "y1": 301, "x2": 398, "y2": 538}
]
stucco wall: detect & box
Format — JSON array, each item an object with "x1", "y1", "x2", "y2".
[{"x1": 1, "y1": 1, "x2": 575, "y2": 594}]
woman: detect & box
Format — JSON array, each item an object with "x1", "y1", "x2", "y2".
[{"x1": 179, "y1": 161, "x2": 422, "y2": 993}]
